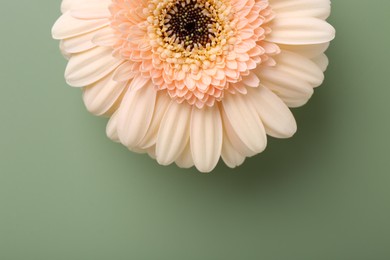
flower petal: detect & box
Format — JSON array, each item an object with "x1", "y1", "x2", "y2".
[
  {"x1": 221, "y1": 129, "x2": 246, "y2": 169},
  {"x1": 190, "y1": 106, "x2": 222, "y2": 173},
  {"x1": 138, "y1": 92, "x2": 171, "y2": 149},
  {"x1": 61, "y1": 28, "x2": 105, "y2": 54},
  {"x1": 70, "y1": 2, "x2": 111, "y2": 20},
  {"x1": 52, "y1": 12, "x2": 109, "y2": 40},
  {"x1": 222, "y1": 93, "x2": 267, "y2": 156},
  {"x1": 117, "y1": 80, "x2": 157, "y2": 148},
  {"x1": 147, "y1": 146, "x2": 157, "y2": 159},
  {"x1": 256, "y1": 50, "x2": 322, "y2": 107},
  {"x1": 92, "y1": 27, "x2": 117, "y2": 47},
  {"x1": 65, "y1": 47, "x2": 123, "y2": 87},
  {"x1": 61, "y1": 0, "x2": 76, "y2": 13},
  {"x1": 82, "y1": 73, "x2": 128, "y2": 116},
  {"x1": 248, "y1": 86, "x2": 297, "y2": 138},
  {"x1": 267, "y1": 17, "x2": 335, "y2": 45},
  {"x1": 278, "y1": 42, "x2": 330, "y2": 58},
  {"x1": 273, "y1": 50, "x2": 324, "y2": 87},
  {"x1": 128, "y1": 74, "x2": 150, "y2": 91},
  {"x1": 106, "y1": 111, "x2": 120, "y2": 143},
  {"x1": 271, "y1": 0, "x2": 331, "y2": 20},
  {"x1": 312, "y1": 54, "x2": 329, "y2": 72},
  {"x1": 175, "y1": 143, "x2": 194, "y2": 169},
  {"x1": 61, "y1": 0, "x2": 111, "y2": 14},
  {"x1": 156, "y1": 101, "x2": 191, "y2": 165}
]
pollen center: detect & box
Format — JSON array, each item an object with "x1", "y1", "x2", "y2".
[
  {"x1": 141, "y1": 0, "x2": 277, "y2": 107},
  {"x1": 164, "y1": 1, "x2": 215, "y2": 48}
]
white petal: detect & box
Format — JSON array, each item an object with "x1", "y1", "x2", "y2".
[
  {"x1": 156, "y1": 102, "x2": 191, "y2": 165},
  {"x1": 61, "y1": 0, "x2": 77, "y2": 13},
  {"x1": 221, "y1": 130, "x2": 245, "y2": 169},
  {"x1": 175, "y1": 143, "x2": 194, "y2": 169},
  {"x1": 257, "y1": 67, "x2": 313, "y2": 108},
  {"x1": 70, "y1": 2, "x2": 111, "y2": 20},
  {"x1": 190, "y1": 106, "x2": 222, "y2": 173},
  {"x1": 222, "y1": 93, "x2": 267, "y2": 157},
  {"x1": 82, "y1": 73, "x2": 128, "y2": 116},
  {"x1": 138, "y1": 92, "x2": 171, "y2": 149},
  {"x1": 59, "y1": 42, "x2": 71, "y2": 60},
  {"x1": 248, "y1": 87, "x2": 297, "y2": 138},
  {"x1": 278, "y1": 42, "x2": 330, "y2": 58},
  {"x1": 267, "y1": 17, "x2": 335, "y2": 45},
  {"x1": 271, "y1": 0, "x2": 331, "y2": 19},
  {"x1": 241, "y1": 72, "x2": 260, "y2": 88},
  {"x1": 65, "y1": 47, "x2": 123, "y2": 87},
  {"x1": 129, "y1": 147, "x2": 147, "y2": 154},
  {"x1": 61, "y1": 0, "x2": 111, "y2": 13},
  {"x1": 106, "y1": 111, "x2": 120, "y2": 143},
  {"x1": 92, "y1": 27, "x2": 117, "y2": 47},
  {"x1": 274, "y1": 50, "x2": 324, "y2": 87},
  {"x1": 266, "y1": 83, "x2": 312, "y2": 108},
  {"x1": 256, "y1": 50, "x2": 324, "y2": 105},
  {"x1": 117, "y1": 80, "x2": 157, "y2": 148},
  {"x1": 312, "y1": 54, "x2": 329, "y2": 72},
  {"x1": 61, "y1": 28, "x2": 106, "y2": 54},
  {"x1": 52, "y1": 12, "x2": 109, "y2": 40},
  {"x1": 147, "y1": 146, "x2": 157, "y2": 159}
]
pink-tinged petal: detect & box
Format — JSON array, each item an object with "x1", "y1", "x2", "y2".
[
  {"x1": 65, "y1": 47, "x2": 123, "y2": 87},
  {"x1": 83, "y1": 73, "x2": 128, "y2": 116},
  {"x1": 156, "y1": 101, "x2": 191, "y2": 165},
  {"x1": 267, "y1": 17, "x2": 335, "y2": 45},
  {"x1": 190, "y1": 106, "x2": 222, "y2": 173},
  {"x1": 184, "y1": 76, "x2": 196, "y2": 91},
  {"x1": 128, "y1": 74, "x2": 150, "y2": 91},
  {"x1": 52, "y1": 12, "x2": 109, "y2": 40},
  {"x1": 231, "y1": 0, "x2": 248, "y2": 11},
  {"x1": 117, "y1": 80, "x2": 157, "y2": 148},
  {"x1": 248, "y1": 86, "x2": 297, "y2": 138},
  {"x1": 222, "y1": 93, "x2": 267, "y2": 156},
  {"x1": 241, "y1": 72, "x2": 260, "y2": 88}
]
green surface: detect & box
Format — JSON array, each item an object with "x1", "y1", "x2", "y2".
[{"x1": 1, "y1": 0, "x2": 389, "y2": 259}]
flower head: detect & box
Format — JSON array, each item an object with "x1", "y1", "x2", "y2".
[{"x1": 53, "y1": 0, "x2": 335, "y2": 172}]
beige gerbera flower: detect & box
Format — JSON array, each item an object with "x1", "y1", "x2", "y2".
[{"x1": 52, "y1": 0, "x2": 335, "y2": 172}]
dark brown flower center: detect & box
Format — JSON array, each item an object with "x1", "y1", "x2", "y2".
[{"x1": 164, "y1": 0, "x2": 216, "y2": 48}]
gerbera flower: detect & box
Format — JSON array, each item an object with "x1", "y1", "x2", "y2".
[{"x1": 52, "y1": 0, "x2": 335, "y2": 172}]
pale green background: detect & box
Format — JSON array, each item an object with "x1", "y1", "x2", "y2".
[{"x1": 0, "y1": 0, "x2": 389, "y2": 259}]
